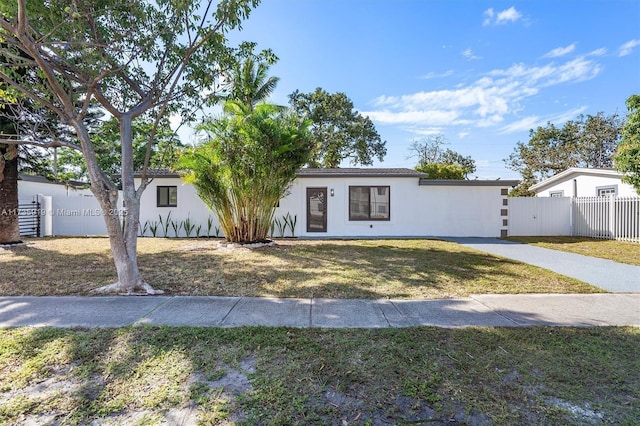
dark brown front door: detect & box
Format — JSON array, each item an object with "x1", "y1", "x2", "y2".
[{"x1": 306, "y1": 187, "x2": 327, "y2": 232}]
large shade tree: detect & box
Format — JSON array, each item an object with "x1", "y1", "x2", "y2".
[
  {"x1": 179, "y1": 101, "x2": 312, "y2": 243},
  {"x1": 0, "y1": 111, "x2": 20, "y2": 244},
  {"x1": 53, "y1": 116, "x2": 183, "y2": 184},
  {"x1": 409, "y1": 134, "x2": 476, "y2": 179},
  {"x1": 505, "y1": 112, "x2": 623, "y2": 196},
  {"x1": 289, "y1": 88, "x2": 386, "y2": 168},
  {"x1": 614, "y1": 94, "x2": 640, "y2": 194},
  {"x1": 0, "y1": 0, "x2": 260, "y2": 293}
]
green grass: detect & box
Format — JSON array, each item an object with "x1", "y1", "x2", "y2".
[
  {"x1": 506, "y1": 236, "x2": 640, "y2": 266},
  {"x1": 0, "y1": 326, "x2": 638, "y2": 425},
  {"x1": 0, "y1": 237, "x2": 601, "y2": 297}
]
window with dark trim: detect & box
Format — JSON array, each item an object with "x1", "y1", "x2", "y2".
[
  {"x1": 349, "y1": 186, "x2": 390, "y2": 221},
  {"x1": 157, "y1": 186, "x2": 177, "y2": 207}
]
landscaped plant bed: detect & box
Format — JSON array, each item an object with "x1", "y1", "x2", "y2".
[
  {"x1": 0, "y1": 326, "x2": 637, "y2": 425},
  {"x1": 0, "y1": 237, "x2": 602, "y2": 298},
  {"x1": 506, "y1": 236, "x2": 640, "y2": 266}
]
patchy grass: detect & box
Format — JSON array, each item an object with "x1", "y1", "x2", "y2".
[
  {"x1": 0, "y1": 237, "x2": 601, "y2": 298},
  {"x1": 0, "y1": 326, "x2": 638, "y2": 425},
  {"x1": 506, "y1": 236, "x2": 640, "y2": 266}
]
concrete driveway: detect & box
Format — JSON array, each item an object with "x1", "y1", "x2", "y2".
[{"x1": 443, "y1": 237, "x2": 640, "y2": 293}]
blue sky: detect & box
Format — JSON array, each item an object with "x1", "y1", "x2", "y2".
[{"x1": 222, "y1": 0, "x2": 640, "y2": 179}]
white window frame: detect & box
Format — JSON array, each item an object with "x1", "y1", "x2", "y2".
[
  {"x1": 596, "y1": 185, "x2": 617, "y2": 197},
  {"x1": 549, "y1": 190, "x2": 564, "y2": 197}
]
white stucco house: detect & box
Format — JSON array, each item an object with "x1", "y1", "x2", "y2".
[
  {"x1": 136, "y1": 168, "x2": 519, "y2": 238},
  {"x1": 530, "y1": 168, "x2": 638, "y2": 197}
]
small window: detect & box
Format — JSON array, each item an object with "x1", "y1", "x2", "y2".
[
  {"x1": 549, "y1": 191, "x2": 564, "y2": 197},
  {"x1": 157, "y1": 186, "x2": 177, "y2": 207},
  {"x1": 349, "y1": 186, "x2": 390, "y2": 221},
  {"x1": 596, "y1": 186, "x2": 617, "y2": 197}
]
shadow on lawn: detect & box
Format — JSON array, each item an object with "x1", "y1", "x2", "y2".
[
  {"x1": 143, "y1": 241, "x2": 555, "y2": 298},
  {"x1": 1, "y1": 326, "x2": 638, "y2": 425},
  {"x1": 1, "y1": 239, "x2": 592, "y2": 298}
]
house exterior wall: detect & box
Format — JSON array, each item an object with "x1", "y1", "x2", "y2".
[
  {"x1": 535, "y1": 175, "x2": 637, "y2": 197},
  {"x1": 137, "y1": 177, "x2": 218, "y2": 237},
  {"x1": 18, "y1": 179, "x2": 93, "y2": 203},
  {"x1": 18, "y1": 179, "x2": 110, "y2": 236},
  {"x1": 277, "y1": 177, "x2": 506, "y2": 237},
  {"x1": 17, "y1": 175, "x2": 511, "y2": 238}
]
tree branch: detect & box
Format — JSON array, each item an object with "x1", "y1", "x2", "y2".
[{"x1": 0, "y1": 137, "x2": 81, "y2": 150}]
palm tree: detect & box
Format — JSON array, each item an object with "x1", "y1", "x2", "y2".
[
  {"x1": 228, "y1": 56, "x2": 280, "y2": 109},
  {"x1": 179, "y1": 100, "x2": 312, "y2": 243}
]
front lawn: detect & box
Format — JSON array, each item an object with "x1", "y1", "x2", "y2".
[
  {"x1": 0, "y1": 237, "x2": 601, "y2": 298},
  {"x1": 1, "y1": 326, "x2": 638, "y2": 425},
  {"x1": 506, "y1": 236, "x2": 640, "y2": 266}
]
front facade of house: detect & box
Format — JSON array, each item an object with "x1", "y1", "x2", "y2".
[
  {"x1": 137, "y1": 168, "x2": 519, "y2": 238},
  {"x1": 530, "y1": 168, "x2": 637, "y2": 197}
]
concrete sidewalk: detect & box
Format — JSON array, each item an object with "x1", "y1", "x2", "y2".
[
  {"x1": 444, "y1": 237, "x2": 640, "y2": 293},
  {"x1": 1, "y1": 294, "x2": 638, "y2": 329}
]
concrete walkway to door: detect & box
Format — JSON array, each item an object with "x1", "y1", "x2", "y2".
[{"x1": 443, "y1": 237, "x2": 640, "y2": 293}]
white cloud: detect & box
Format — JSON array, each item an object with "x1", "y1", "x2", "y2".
[
  {"x1": 619, "y1": 39, "x2": 640, "y2": 56},
  {"x1": 497, "y1": 7, "x2": 522, "y2": 24},
  {"x1": 365, "y1": 109, "x2": 460, "y2": 125},
  {"x1": 499, "y1": 106, "x2": 588, "y2": 134},
  {"x1": 421, "y1": 70, "x2": 454, "y2": 79},
  {"x1": 483, "y1": 6, "x2": 522, "y2": 26},
  {"x1": 401, "y1": 126, "x2": 445, "y2": 136},
  {"x1": 462, "y1": 48, "x2": 482, "y2": 61},
  {"x1": 588, "y1": 47, "x2": 607, "y2": 56},
  {"x1": 457, "y1": 131, "x2": 470, "y2": 139},
  {"x1": 483, "y1": 8, "x2": 494, "y2": 26},
  {"x1": 364, "y1": 56, "x2": 601, "y2": 134},
  {"x1": 542, "y1": 43, "x2": 576, "y2": 58}
]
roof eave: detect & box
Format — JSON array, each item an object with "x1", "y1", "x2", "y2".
[
  {"x1": 529, "y1": 167, "x2": 623, "y2": 192},
  {"x1": 419, "y1": 179, "x2": 519, "y2": 187}
]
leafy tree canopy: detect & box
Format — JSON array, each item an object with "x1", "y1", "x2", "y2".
[
  {"x1": 409, "y1": 134, "x2": 476, "y2": 179},
  {"x1": 505, "y1": 112, "x2": 623, "y2": 194},
  {"x1": 289, "y1": 88, "x2": 386, "y2": 168},
  {"x1": 53, "y1": 116, "x2": 183, "y2": 184},
  {"x1": 614, "y1": 94, "x2": 640, "y2": 194},
  {"x1": 0, "y1": 0, "x2": 261, "y2": 293},
  {"x1": 416, "y1": 163, "x2": 465, "y2": 180}
]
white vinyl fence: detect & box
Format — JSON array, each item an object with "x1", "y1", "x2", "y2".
[
  {"x1": 573, "y1": 196, "x2": 640, "y2": 242},
  {"x1": 509, "y1": 196, "x2": 640, "y2": 243},
  {"x1": 508, "y1": 197, "x2": 572, "y2": 236},
  {"x1": 20, "y1": 194, "x2": 122, "y2": 237}
]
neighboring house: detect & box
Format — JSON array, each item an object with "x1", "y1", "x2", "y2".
[
  {"x1": 137, "y1": 168, "x2": 519, "y2": 238},
  {"x1": 530, "y1": 168, "x2": 637, "y2": 197}
]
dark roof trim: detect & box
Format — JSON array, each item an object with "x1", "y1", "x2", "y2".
[
  {"x1": 133, "y1": 168, "x2": 181, "y2": 178},
  {"x1": 296, "y1": 168, "x2": 428, "y2": 178},
  {"x1": 18, "y1": 173, "x2": 88, "y2": 188},
  {"x1": 419, "y1": 179, "x2": 520, "y2": 187}
]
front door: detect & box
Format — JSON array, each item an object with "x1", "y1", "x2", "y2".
[{"x1": 306, "y1": 187, "x2": 327, "y2": 232}]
